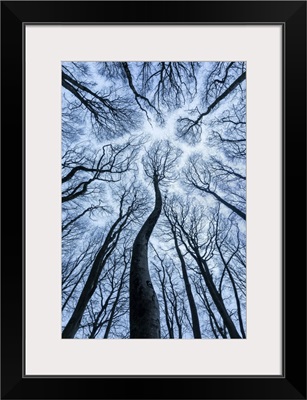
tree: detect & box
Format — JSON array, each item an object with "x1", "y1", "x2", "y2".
[
  {"x1": 97, "y1": 62, "x2": 199, "y2": 124},
  {"x1": 62, "y1": 237, "x2": 97, "y2": 312},
  {"x1": 163, "y1": 202, "x2": 202, "y2": 338},
  {"x1": 213, "y1": 206, "x2": 246, "y2": 338},
  {"x1": 163, "y1": 197, "x2": 242, "y2": 338},
  {"x1": 61, "y1": 61, "x2": 246, "y2": 339},
  {"x1": 62, "y1": 138, "x2": 142, "y2": 203},
  {"x1": 129, "y1": 140, "x2": 182, "y2": 338},
  {"x1": 151, "y1": 248, "x2": 191, "y2": 339},
  {"x1": 62, "y1": 63, "x2": 141, "y2": 138},
  {"x1": 84, "y1": 246, "x2": 130, "y2": 339},
  {"x1": 176, "y1": 62, "x2": 246, "y2": 144},
  {"x1": 184, "y1": 154, "x2": 246, "y2": 221},
  {"x1": 152, "y1": 257, "x2": 175, "y2": 339},
  {"x1": 62, "y1": 185, "x2": 147, "y2": 338}
]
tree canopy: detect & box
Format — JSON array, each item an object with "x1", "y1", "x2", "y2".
[{"x1": 62, "y1": 61, "x2": 246, "y2": 339}]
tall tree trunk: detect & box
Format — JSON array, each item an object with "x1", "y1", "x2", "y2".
[
  {"x1": 201, "y1": 285, "x2": 227, "y2": 338},
  {"x1": 129, "y1": 177, "x2": 161, "y2": 338},
  {"x1": 62, "y1": 215, "x2": 124, "y2": 338},
  {"x1": 158, "y1": 270, "x2": 174, "y2": 339},
  {"x1": 217, "y1": 246, "x2": 246, "y2": 338},
  {"x1": 104, "y1": 264, "x2": 128, "y2": 339},
  {"x1": 172, "y1": 230, "x2": 202, "y2": 338},
  {"x1": 197, "y1": 256, "x2": 241, "y2": 339},
  {"x1": 62, "y1": 249, "x2": 109, "y2": 338}
]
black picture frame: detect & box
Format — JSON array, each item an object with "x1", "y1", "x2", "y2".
[{"x1": 1, "y1": 1, "x2": 306, "y2": 399}]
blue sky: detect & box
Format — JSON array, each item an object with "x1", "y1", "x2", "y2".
[{"x1": 61, "y1": 61, "x2": 246, "y2": 339}]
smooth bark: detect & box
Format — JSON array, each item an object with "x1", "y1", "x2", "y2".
[
  {"x1": 171, "y1": 229, "x2": 202, "y2": 338},
  {"x1": 62, "y1": 209, "x2": 131, "y2": 338},
  {"x1": 129, "y1": 177, "x2": 161, "y2": 338}
]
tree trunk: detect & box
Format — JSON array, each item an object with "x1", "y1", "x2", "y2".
[
  {"x1": 62, "y1": 215, "x2": 123, "y2": 338},
  {"x1": 129, "y1": 178, "x2": 161, "y2": 338},
  {"x1": 159, "y1": 271, "x2": 174, "y2": 339},
  {"x1": 198, "y1": 257, "x2": 241, "y2": 339},
  {"x1": 104, "y1": 266, "x2": 127, "y2": 339},
  {"x1": 217, "y1": 245, "x2": 246, "y2": 338},
  {"x1": 208, "y1": 189, "x2": 246, "y2": 220},
  {"x1": 62, "y1": 249, "x2": 108, "y2": 338},
  {"x1": 172, "y1": 230, "x2": 202, "y2": 338}
]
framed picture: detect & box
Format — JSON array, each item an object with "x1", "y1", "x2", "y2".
[{"x1": 1, "y1": 1, "x2": 306, "y2": 399}]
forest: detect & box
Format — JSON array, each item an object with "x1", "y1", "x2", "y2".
[{"x1": 61, "y1": 61, "x2": 246, "y2": 339}]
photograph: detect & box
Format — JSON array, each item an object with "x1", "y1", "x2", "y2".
[
  {"x1": 61, "y1": 61, "x2": 247, "y2": 340},
  {"x1": 1, "y1": 0, "x2": 306, "y2": 398}
]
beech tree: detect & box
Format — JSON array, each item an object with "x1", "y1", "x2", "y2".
[
  {"x1": 61, "y1": 61, "x2": 246, "y2": 339},
  {"x1": 152, "y1": 254, "x2": 191, "y2": 339},
  {"x1": 163, "y1": 205, "x2": 202, "y2": 338},
  {"x1": 184, "y1": 154, "x2": 246, "y2": 220},
  {"x1": 84, "y1": 247, "x2": 131, "y2": 339},
  {"x1": 163, "y1": 197, "x2": 242, "y2": 338},
  {"x1": 129, "y1": 140, "x2": 182, "y2": 338},
  {"x1": 62, "y1": 185, "x2": 147, "y2": 338}
]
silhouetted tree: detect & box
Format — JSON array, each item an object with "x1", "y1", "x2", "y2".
[
  {"x1": 61, "y1": 61, "x2": 246, "y2": 339},
  {"x1": 129, "y1": 140, "x2": 182, "y2": 338},
  {"x1": 62, "y1": 186, "x2": 147, "y2": 338}
]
